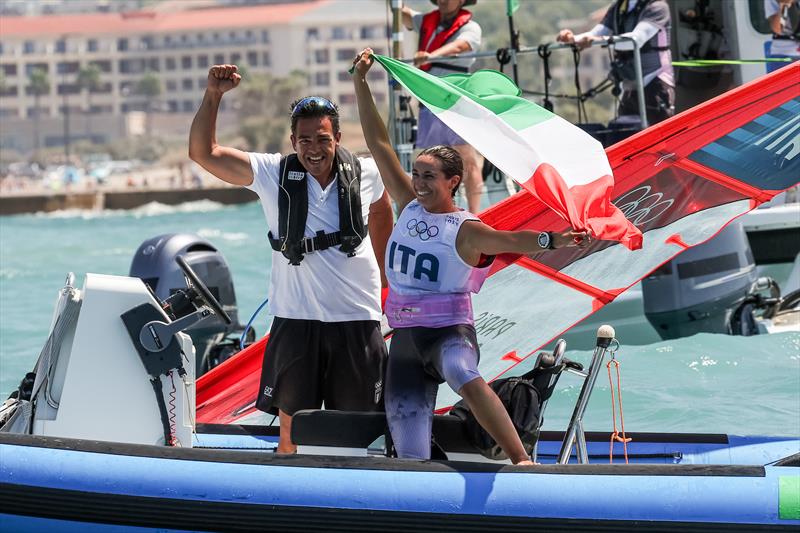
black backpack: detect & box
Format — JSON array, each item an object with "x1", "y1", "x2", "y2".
[{"x1": 450, "y1": 353, "x2": 582, "y2": 460}]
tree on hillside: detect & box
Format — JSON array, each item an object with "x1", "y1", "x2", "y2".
[
  {"x1": 136, "y1": 71, "x2": 162, "y2": 135},
  {"x1": 77, "y1": 64, "x2": 102, "y2": 139},
  {"x1": 28, "y1": 67, "x2": 50, "y2": 156},
  {"x1": 234, "y1": 69, "x2": 306, "y2": 153}
]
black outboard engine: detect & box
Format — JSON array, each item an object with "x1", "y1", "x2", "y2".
[
  {"x1": 130, "y1": 234, "x2": 253, "y2": 374},
  {"x1": 642, "y1": 221, "x2": 761, "y2": 339}
]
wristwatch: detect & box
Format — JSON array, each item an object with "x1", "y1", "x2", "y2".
[{"x1": 537, "y1": 231, "x2": 553, "y2": 250}]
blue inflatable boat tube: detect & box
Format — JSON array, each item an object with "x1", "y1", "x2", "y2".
[{"x1": 1, "y1": 430, "x2": 798, "y2": 532}]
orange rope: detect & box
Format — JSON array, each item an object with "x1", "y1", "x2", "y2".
[{"x1": 607, "y1": 358, "x2": 631, "y2": 463}]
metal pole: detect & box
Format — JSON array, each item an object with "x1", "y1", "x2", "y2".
[
  {"x1": 532, "y1": 339, "x2": 566, "y2": 463},
  {"x1": 60, "y1": 34, "x2": 71, "y2": 163},
  {"x1": 389, "y1": 0, "x2": 414, "y2": 174},
  {"x1": 631, "y1": 39, "x2": 648, "y2": 129},
  {"x1": 557, "y1": 325, "x2": 615, "y2": 464},
  {"x1": 507, "y1": 14, "x2": 519, "y2": 85},
  {"x1": 62, "y1": 71, "x2": 70, "y2": 163}
]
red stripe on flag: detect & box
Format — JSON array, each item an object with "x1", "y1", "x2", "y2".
[{"x1": 520, "y1": 163, "x2": 643, "y2": 250}]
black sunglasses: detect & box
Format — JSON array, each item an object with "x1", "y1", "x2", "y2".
[{"x1": 291, "y1": 96, "x2": 336, "y2": 117}]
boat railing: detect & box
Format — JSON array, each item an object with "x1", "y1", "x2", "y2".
[
  {"x1": 531, "y1": 36, "x2": 648, "y2": 128},
  {"x1": 557, "y1": 325, "x2": 617, "y2": 464}
]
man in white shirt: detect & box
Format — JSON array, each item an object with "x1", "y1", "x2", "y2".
[
  {"x1": 765, "y1": 0, "x2": 800, "y2": 72},
  {"x1": 558, "y1": 0, "x2": 675, "y2": 125},
  {"x1": 189, "y1": 64, "x2": 392, "y2": 453}
]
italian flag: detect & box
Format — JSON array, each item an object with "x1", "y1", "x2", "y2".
[{"x1": 372, "y1": 54, "x2": 643, "y2": 250}]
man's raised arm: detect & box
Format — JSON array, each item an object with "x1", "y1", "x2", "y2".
[{"x1": 189, "y1": 65, "x2": 253, "y2": 187}]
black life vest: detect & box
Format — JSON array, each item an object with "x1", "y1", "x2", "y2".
[
  {"x1": 268, "y1": 146, "x2": 366, "y2": 266},
  {"x1": 611, "y1": 0, "x2": 671, "y2": 82}
]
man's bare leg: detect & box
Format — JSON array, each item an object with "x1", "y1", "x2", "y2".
[
  {"x1": 277, "y1": 410, "x2": 297, "y2": 454},
  {"x1": 454, "y1": 144, "x2": 484, "y2": 214}
]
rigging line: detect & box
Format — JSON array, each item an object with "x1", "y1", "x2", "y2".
[
  {"x1": 673, "y1": 58, "x2": 795, "y2": 66},
  {"x1": 240, "y1": 297, "x2": 269, "y2": 350},
  {"x1": 607, "y1": 354, "x2": 631, "y2": 464}
]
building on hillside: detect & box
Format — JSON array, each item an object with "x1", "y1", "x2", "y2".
[{"x1": 0, "y1": 0, "x2": 392, "y2": 154}]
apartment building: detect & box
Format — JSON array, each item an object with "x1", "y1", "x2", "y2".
[{"x1": 0, "y1": 0, "x2": 392, "y2": 153}]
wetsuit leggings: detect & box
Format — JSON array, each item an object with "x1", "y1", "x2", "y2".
[{"x1": 385, "y1": 325, "x2": 481, "y2": 460}]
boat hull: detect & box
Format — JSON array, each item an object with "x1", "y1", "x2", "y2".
[{"x1": 1, "y1": 432, "x2": 798, "y2": 532}]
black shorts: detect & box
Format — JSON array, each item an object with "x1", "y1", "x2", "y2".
[{"x1": 255, "y1": 317, "x2": 387, "y2": 416}]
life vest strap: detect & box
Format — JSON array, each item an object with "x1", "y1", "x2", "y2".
[{"x1": 269, "y1": 229, "x2": 362, "y2": 258}]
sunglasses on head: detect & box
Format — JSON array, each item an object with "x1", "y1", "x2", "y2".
[{"x1": 291, "y1": 96, "x2": 336, "y2": 117}]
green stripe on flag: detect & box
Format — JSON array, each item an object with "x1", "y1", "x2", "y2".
[{"x1": 372, "y1": 54, "x2": 553, "y2": 130}]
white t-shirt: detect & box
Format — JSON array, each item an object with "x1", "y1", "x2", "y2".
[
  {"x1": 247, "y1": 152, "x2": 386, "y2": 322},
  {"x1": 412, "y1": 11, "x2": 482, "y2": 77},
  {"x1": 765, "y1": 0, "x2": 800, "y2": 57}
]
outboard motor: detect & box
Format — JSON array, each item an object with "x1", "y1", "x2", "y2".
[
  {"x1": 130, "y1": 234, "x2": 252, "y2": 374},
  {"x1": 642, "y1": 221, "x2": 761, "y2": 339}
]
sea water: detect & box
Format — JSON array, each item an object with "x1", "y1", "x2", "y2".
[{"x1": 1, "y1": 201, "x2": 798, "y2": 437}]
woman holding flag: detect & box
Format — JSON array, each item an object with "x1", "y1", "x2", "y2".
[{"x1": 352, "y1": 48, "x2": 591, "y2": 464}]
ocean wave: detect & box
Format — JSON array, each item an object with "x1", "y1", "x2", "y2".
[
  {"x1": 197, "y1": 228, "x2": 249, "y2": 241},
  {"x1": 0, "y1": 268, "x2": 24, "y2": 280},
  {"x1": 31, "y1": 200, "x2": 230, "y2": 220}
]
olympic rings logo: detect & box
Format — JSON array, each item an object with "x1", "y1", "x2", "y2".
[
  {"x1": 406, "y1": 218, "x2": 440, "y2": 241},
  {"x1": 614, "y1": 185, "x2": 675, "y2": 226}
]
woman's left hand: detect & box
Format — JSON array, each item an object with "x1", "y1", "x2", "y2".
[{"x1": 552, "y1": 230, "x2": 592, "y2": 249}]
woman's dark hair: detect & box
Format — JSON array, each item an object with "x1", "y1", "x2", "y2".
[
  {"x1": 418, "y1": 145, "x2": 463, "y2": 197},
  {"x1": 289, "y1": 96, "x2": 340, "y2": 135}
]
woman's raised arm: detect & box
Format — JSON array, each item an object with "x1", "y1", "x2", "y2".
[{"x1": 352, "y1": 48, "x2": 416, "y2": 211}]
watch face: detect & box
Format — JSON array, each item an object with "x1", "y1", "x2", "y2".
[{"x1": 538, "y1": 232, "x2": 550, "y2": 249}]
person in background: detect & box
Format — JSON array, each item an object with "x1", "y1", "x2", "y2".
[
  {"x1": 189, "y1": 64, "x2": 393, "y2": 454},
  {"x1": 353, "y1": 48, "x2": 592, "y2": 464},
  {"x1": 765, "y1": 0, "x2": 800, "y2": 72},
  {"x1": 402, "y1": 0, "x2": 485, "y2": 214},
  {"x1": 557, "y1": 0, "x2": 675, "y2": 125}
]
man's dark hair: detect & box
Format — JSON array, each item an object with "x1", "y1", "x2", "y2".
[
  {"x1": 418, "y1": 145, "x2": 464, "y2": 197},
  {"x1": 289, "y1": 96, "x2": 340, "y2": 135}
]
